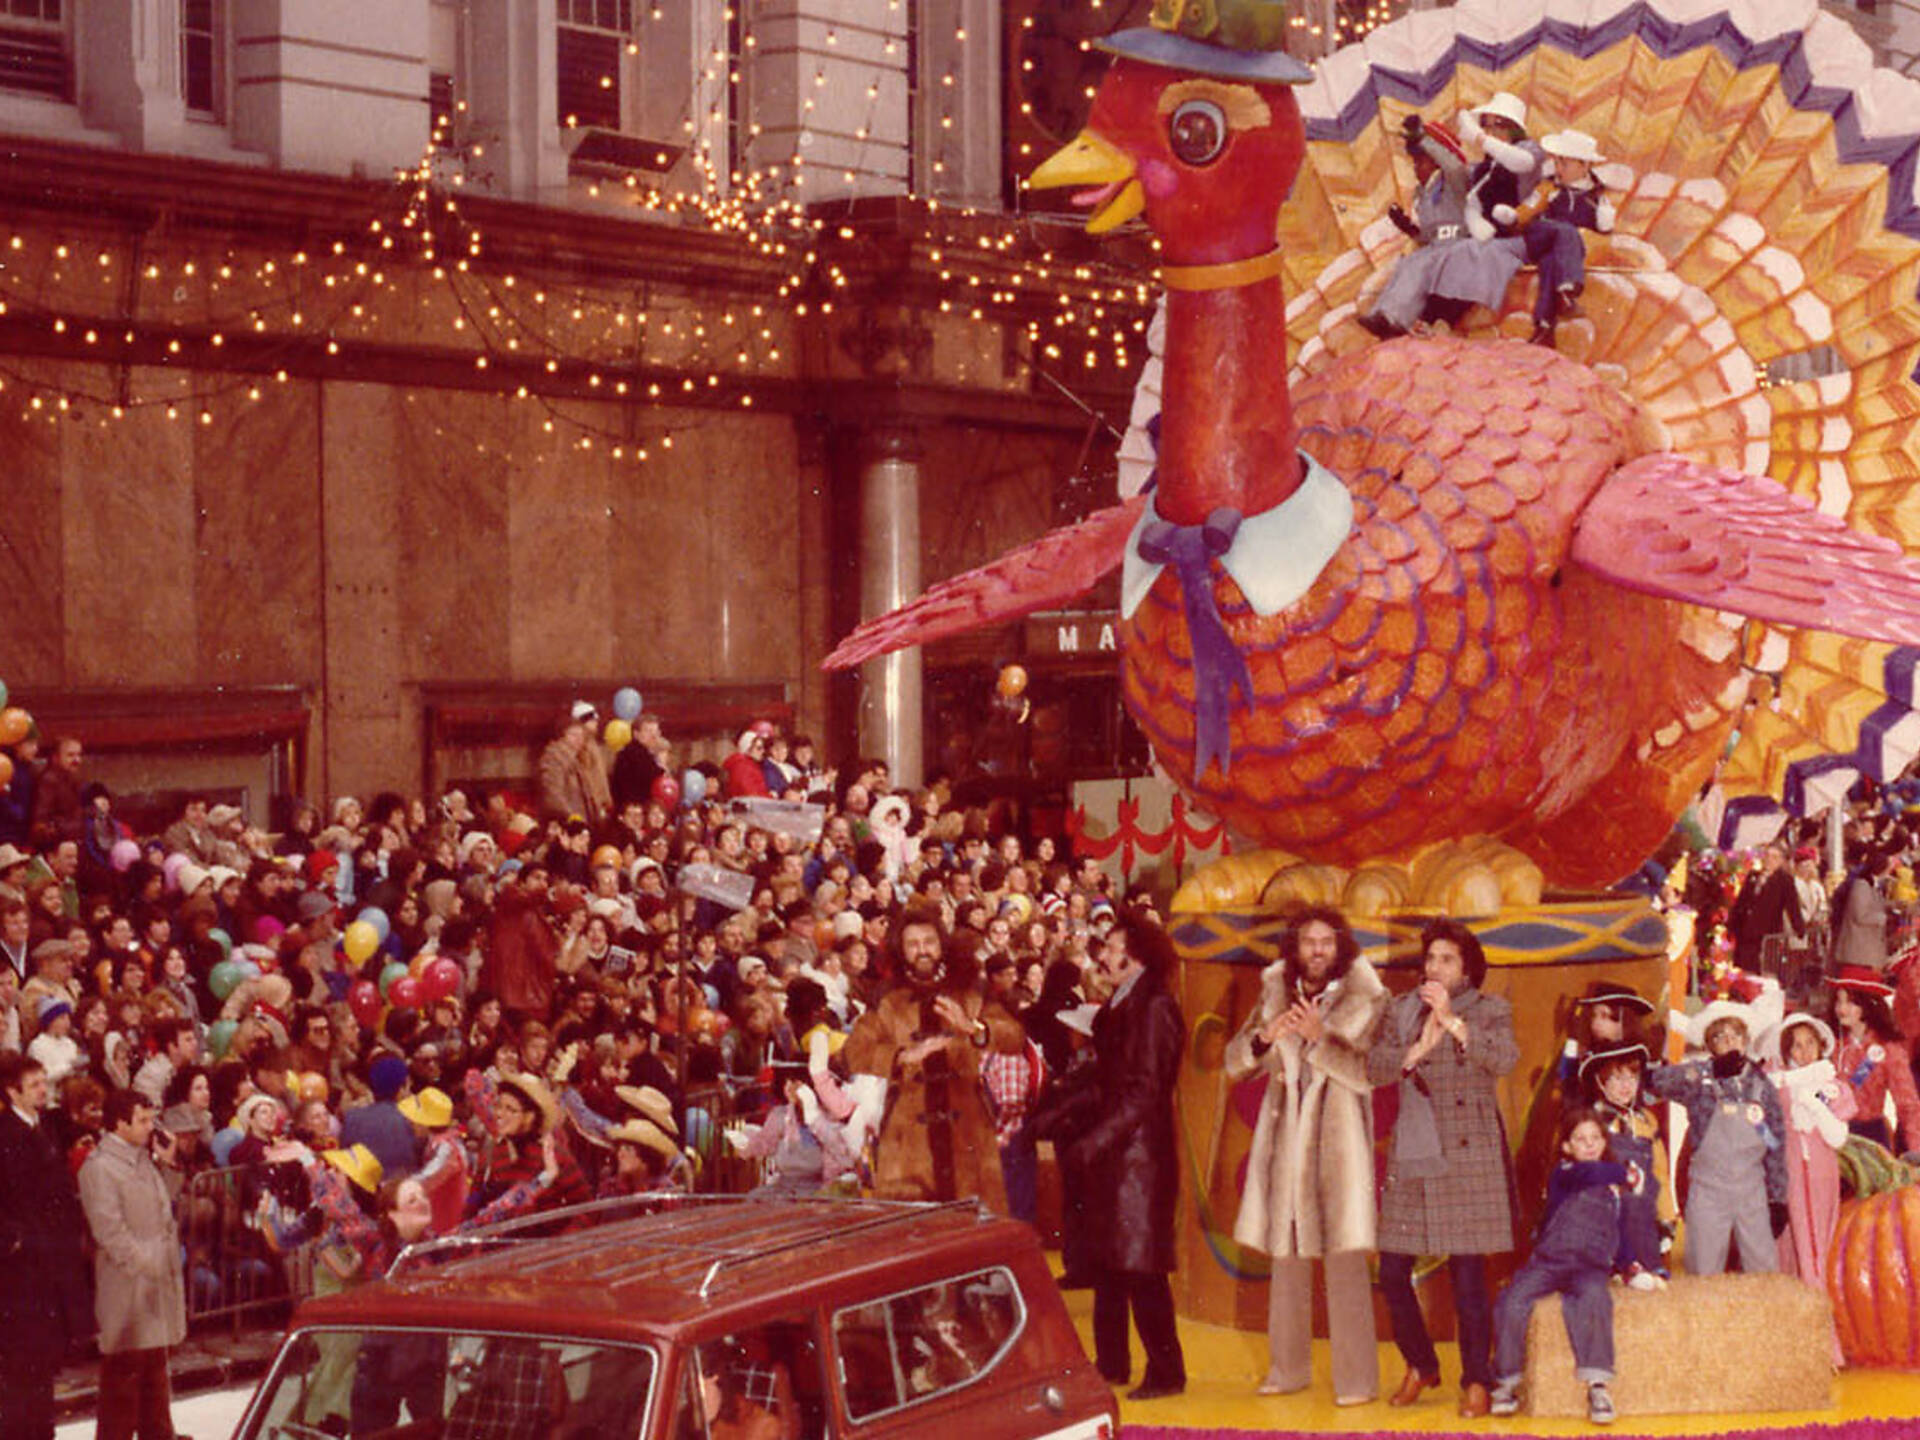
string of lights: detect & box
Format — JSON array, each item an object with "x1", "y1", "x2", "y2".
[{"x1": 0, "y1": 5, "x2": 1164, "y2": 466}]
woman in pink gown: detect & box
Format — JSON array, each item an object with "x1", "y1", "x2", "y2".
[{"x1": 1765, "y1": 1014, "x2": 1853, "y2": 1364}]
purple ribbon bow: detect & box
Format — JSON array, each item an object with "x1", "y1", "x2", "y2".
[{"x1": 1137, "y1": 507, "x2": 1252, "y2": 779}]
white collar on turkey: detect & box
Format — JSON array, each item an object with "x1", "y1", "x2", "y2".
[{"x1": 1119, "y1": 453, "x2": 1353, "y2": 620}]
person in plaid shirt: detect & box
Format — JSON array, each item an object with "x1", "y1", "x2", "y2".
[{"x1": 981, "y1": 1032, "x2": 1046, "y2": 1224}]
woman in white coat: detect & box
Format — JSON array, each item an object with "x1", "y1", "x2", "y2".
[{"x1": 1223, "y1": 907, "x2": 1388, "y2": 1405}]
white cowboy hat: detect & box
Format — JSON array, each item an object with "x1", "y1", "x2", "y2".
[
  {"x1": 1541, "y1": 129, "x2": 1604, "y2": 164},
  {"x1": 1472, "y1": 91, "x2": 1528, "y2": 128}
]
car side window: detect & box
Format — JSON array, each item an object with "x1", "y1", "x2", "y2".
[
  {"x1": 671, "y1": 1318, "x2": 827, "y2": 1440},
  {"x1": 830, "y1": 1267, "x2": 1024, "y2": 1421}
]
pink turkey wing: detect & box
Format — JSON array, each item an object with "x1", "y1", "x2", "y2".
[
  {"x1": 822, "y1": 495, "x2": 1148, "y2": 670},
  {"x1": 1571, "y1": 454, "x2": 1920, "y2": 644}
]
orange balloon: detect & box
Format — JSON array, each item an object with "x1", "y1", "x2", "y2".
[
  {"x1": 0, "y1": 754, "x2": 12, "y2": 788},
  {"x1": 996, "y1": 664, "x2": 1028, "y2": 699},
  {"x1": 0, "y1": 708, "x2": 29, "y2": 746}
]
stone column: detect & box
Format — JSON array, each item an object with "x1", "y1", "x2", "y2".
[
  {"x1": 75, "y1": 0, "x2": 186, "y2": 150},
  {"x1": 857, "y1": 425, "x2": 923, "y2": 789},
  {"x1": 464, "y1": 0, "x2": 569, "y2": 201}
]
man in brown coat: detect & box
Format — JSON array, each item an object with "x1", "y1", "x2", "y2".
[
  {"x1": 79, "y1": 1087, "x2": 188, "y2": 1440},
  {"x1": 844, "y1": 905, "x2": 1023, "y2": 1211}
]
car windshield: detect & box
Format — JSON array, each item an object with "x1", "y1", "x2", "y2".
[{"x1": 238, "y1": 1326, "x2": 657, "y2": 1440}]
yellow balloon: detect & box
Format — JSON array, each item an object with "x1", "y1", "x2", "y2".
[
  {"x1": 343, "y1": 920, "x2": 379, "y2": 965},
  {"x1": 604, "y1": 718, "x2": 633, "y2": 751}
]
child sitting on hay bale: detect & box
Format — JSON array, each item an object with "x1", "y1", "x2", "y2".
[{"x1": 1489, "y1": 1106, "x2": 1630, "y2": 1425}]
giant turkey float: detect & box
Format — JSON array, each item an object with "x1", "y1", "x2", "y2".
[{"x1": 829, "y1": 0, "x2": 1920, "y2": 1396}]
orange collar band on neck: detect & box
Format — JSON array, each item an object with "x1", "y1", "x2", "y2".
[{"x1": 1160, "y1": 249, "x2": 1287, "y2": 292}]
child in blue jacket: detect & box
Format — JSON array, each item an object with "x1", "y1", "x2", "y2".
[{"x1": 1489, "y1": 1106, "x2": 1630, "y2": 1424}]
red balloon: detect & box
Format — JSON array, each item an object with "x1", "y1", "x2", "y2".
[
  {"x1": 389, "y1": 975, "x2": 423, "y2": 1010},
  {"x1": 422, "y1": 956, "x2": 462, "y2": 1001},
  {"x1": 650, "y1": 774, "x2": 681, "y2": 809},
  {"x1": 348, "y1": 979, "x2": 382, "y2": 1029}
]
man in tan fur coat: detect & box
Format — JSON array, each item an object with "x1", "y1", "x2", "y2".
[{"x1": 1223, "y1": 906, "x2": 1388, "y2": 1406}]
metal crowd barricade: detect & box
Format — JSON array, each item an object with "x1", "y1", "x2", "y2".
[
  {"x1": 178, "y1": 1163, "x2": 313, "y2": 1330},
  {"x1": 683, "y1": 1077, "x2": 772, "y2": 1195}
]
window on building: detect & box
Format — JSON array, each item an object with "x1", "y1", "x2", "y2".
[
  {"x1": 557, "y1": 0, "x2": 632, "y2": 131},
  {"x1": 180, "y1": 0, "x2": 217, "y2": 115},
  {"x1": 0, "y1": 0, "x2": 70, "y2": 102}
]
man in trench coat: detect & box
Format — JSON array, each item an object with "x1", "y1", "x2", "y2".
[{"x1": 79, "y1": 1087, "x2": 189, "y2": 1440}]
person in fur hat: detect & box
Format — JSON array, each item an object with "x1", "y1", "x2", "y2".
[
  {"x1": 1222, "y1": 906, "x2": 1387, "y2": 1406},
  {"x1": 843, "y1": 903, "x2": 1023, "y2": 1210}
]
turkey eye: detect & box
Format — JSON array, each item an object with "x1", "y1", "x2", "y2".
[{"x1": 1168, "y1": 99, "x2": 1228, "y2": 165}]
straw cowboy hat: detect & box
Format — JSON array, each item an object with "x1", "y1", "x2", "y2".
[
  {"x1": 497, "y1": 1072, "x2": 560, "y2": 1134},
  {"x1": 608, "y1": 1118, "x2": 681, "y2": 1165},
  {"x1": 615, "y1": 1084, "x2": 678, "y2": 1137}
]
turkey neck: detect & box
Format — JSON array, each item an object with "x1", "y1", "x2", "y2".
[{"x1": 1154, "y1": 259, "x2": 1303, "y2": 527}]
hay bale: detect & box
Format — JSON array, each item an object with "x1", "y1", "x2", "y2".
[{"x1": 1520, "y1": 1273, "x2": 1833, "y2": 1417}]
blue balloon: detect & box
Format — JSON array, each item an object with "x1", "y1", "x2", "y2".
[
  {"x1": 357, "y1": 906, "x2": 391, "y2": 943},
  {"x1": 684, "y1": 1106, "x2": 715, "y2": 1159},
  {"x1": 681, "y1": 768, "x2": 708, "y2": 806},
  {"x1": 613, "y1": 686, "x2": 644, "y2": 723}
]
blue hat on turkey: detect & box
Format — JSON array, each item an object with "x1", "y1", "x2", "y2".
[{"x1": 1098, "y1": 0, "x2": 1314, "y2": 84}]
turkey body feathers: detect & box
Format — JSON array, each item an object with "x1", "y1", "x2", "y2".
[{"x1": 1126, "y1": 334, "x2": 1743, "y2": 887}]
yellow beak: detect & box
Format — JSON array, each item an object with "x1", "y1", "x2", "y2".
[{"x1": 1027, "y1": 129, "x2": 1143, "y2": 235}]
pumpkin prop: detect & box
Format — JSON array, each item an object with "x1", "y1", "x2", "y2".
[{"x1": 1827, "y1": 1137, "x2": 1920, "y2": 1368}]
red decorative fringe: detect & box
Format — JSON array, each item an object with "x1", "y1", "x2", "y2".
[{"x1": 1122, "y1": 1423, "x2": 1907, "y2": 1440}]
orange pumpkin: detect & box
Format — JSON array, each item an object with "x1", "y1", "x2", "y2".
[{"x1": 1827, "y1": 1184, "x2": 1920, "y2": 1367}]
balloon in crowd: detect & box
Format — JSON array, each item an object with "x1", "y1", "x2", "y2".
[
  {"x1": 680, "y1": 768, "x2": 707, "y2": 806},
  {"x1": 207, "y1": 928, "x2": 233, "y2": 960},
  {"x1": 109, "y1": 837, "x2": 141, "y2": 871},
  {"x1": 0, "y1": 677, "x2": 8, "y2": 708},
  {"x1": 0, "y1": 706, "x2": 29, "y2": 745},
  {"x1": 343, "y1": 921, "x2": 380, "y2": 965},
  {"x1": 356, "y1": 906, "x2": 390, "y2": 943},
  {"x1": 205, "y1": 1018, "x2": 237, "y2": 1059},
  {"x1": 378, "y1": 960, "x2": 409, "y2": 1000},
  {"x1": 296, "y1": 1072, "x2": 329, "y2": 1104},
  {"x1": 612, "y1": 686, "x2": 643, "y2": 722},
  {"x1": 348, "y1": 979, "x2": 382, "y2": 1029},
  {"x1": 997, "y1": 664, "x2": 1029, "y2": 699},
  {"x1": 208, "y1": 961, "x2": 244, "y2": 1001},
  {"x1": 390, "y1": 975, "x2": 423, "y2": 1009},
  {"x1": 604, "y1": 718, "x2": 632, "y2": 751},
  {"x1": 0, "y1": 755, "x2": 12, "y2": 789},
  {"x1": 422, "y1": 956, "x2": 462, "y2": 1001},
  {"x1": 651, "y1": 774, "x2": 681, "y2": 809},
  {"x1": 163, "y1": 853, "x2": 189, "y2": 890}
]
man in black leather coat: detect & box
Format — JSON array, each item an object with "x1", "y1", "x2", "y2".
[{"x1": 1035, "y1": 907, "x2": 1187, "y2": 1401}]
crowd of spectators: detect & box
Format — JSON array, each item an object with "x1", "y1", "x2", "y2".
[{"x1": 0, "y1": 702, "x2": 1125, "y2": 1352}]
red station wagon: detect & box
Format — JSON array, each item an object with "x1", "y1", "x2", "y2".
[{"x1": 234, "y1": 1194, "x2": 1119, "y2": 1440}]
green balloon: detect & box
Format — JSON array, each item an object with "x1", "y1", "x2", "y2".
[
  {"x1": 208, "y1": 927, "x2": 232, "y2": 959},
  {"x1": 0, "y1": 679, "x2": 9, "y2": 709},
  {"x1": 208, "y1": 960, "x2": 243, "y2": 1001},
  {"x1": 206, "y1": 1019, "x2": 237, "y2": 1058}
]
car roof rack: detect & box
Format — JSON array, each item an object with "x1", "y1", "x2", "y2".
[{"x1": 389, "y1": 1193, "x2": 988, "y2": 1299}]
